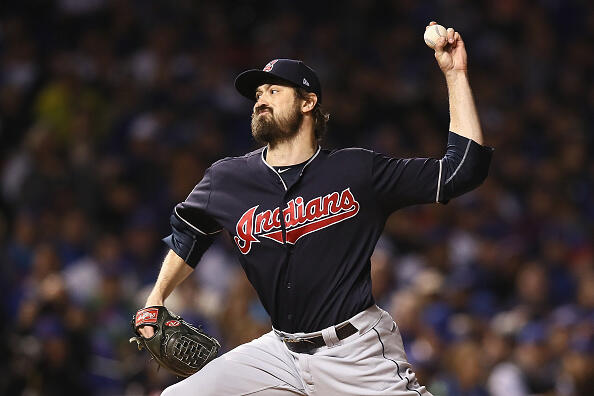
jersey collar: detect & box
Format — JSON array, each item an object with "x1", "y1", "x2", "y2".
[
  {"x1": 260, "y1": 145, "x2": 321, "y2": 191},
  {"x1": 260, "y1": 145, "x2": 321, "y2": 171}
]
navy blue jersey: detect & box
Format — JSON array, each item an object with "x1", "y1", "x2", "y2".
[{"x1": 164, "y1": 131, "x2": 493, "y2": 333}]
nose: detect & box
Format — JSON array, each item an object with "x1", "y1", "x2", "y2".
[
  {"x1": 255, "y1": 94, "x2": 268, "y2": 108},
  {"x1": 254, "y1": 101, "x2": 271, "y2": 115}
]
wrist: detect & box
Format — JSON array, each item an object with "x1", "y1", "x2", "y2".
[
  {"x1": 145, "y1": 293, "x2": 164, "y2": 307},
  {"x1": 444, "y1": 69, "x2": 468, "y2": 82}
]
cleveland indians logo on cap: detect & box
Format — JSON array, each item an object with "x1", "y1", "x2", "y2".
[
  {"x1": 263, "y1": 59, "x2": 278, "y2": 72},
  {"x1": 234, "y1": 188, "x2": 360, "y2": 254}
]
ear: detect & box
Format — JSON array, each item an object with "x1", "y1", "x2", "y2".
[{"x1": 300, "y1": 92, "x2": 318, "y2": 114}]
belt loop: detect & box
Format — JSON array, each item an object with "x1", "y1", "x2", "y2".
[{"x1": 321, "y1": 326, "x2": 340, "y2": 347}]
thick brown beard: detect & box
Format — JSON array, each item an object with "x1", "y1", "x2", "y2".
[{"x1": 251, "y1": 102, "x2": 303, "y2": 147}]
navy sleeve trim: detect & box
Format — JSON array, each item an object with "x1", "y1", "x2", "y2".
[
  {"x1": 163, "y1": 213, "x2": 219, "y2": 268},
  {"x1": 439, "y1": 131, "x2": 493, "y2": 203},
  {"x1": 162, "y1": 234, "x2": 202, "y2": 269},
  {"x1": 174, "y1": 207, "x2": 223, "y2": 235},
  {"x1": 445, "y1": 139, "x2": 471, "y2": 185}
]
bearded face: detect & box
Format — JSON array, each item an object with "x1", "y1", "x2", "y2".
[{"x1": 251, "y1": 92, "x2": 303, "y2": 147}]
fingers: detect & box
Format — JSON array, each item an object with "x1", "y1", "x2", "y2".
[
  {"x1": 446, "y1": 29, "x2": 464, "y2": 46},
  {"x1": 434, "y1": 36, "x2": 447, "y2": 51},
  {"x1": 139, "y1": 325, "x2": 155, "y2": 338},
  {"x1": 427, "y1": 23, "x2": 463, "y2": 50},
  {"x1": 446, "y1": 28, "x2": 455, "y2": 44}
]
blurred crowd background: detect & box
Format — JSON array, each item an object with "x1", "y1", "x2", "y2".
[{"x1": 1, "y1": 0, "x2": 592, "y2": 395}]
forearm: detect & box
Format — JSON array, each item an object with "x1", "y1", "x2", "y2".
[
  {"x1": 445, "y1": 71, "x2": 484, "y2": 145},
  {"x1": 145, "y1": 250, "x2": 194, "y2": 306}
]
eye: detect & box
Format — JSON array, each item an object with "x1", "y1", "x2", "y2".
[
  {"x1": 270, "y1": 89, "x2": 278, "y2": 94},
  {"x1": 255, "y1": 92, "x2": 262, "y2": 100}
]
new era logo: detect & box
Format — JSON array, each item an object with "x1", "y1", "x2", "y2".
[
  {"x1": 263, "y1": 60, "x2": 278, "y2": 72},
  {"x1": 302, "y1": 78, "x2": 310, "y2": 86}
]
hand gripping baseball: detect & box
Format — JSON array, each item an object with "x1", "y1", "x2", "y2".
[
  {"x1": 426, "y1": 21, "x2": 467, "y2": 75},
  {"x1": 130, "y1": 306, "x2": 220, "y2": 377}
]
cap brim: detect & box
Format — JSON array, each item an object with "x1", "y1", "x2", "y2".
[{"x1": 234, "y1": 70, "x2": 297, "y2": 101}]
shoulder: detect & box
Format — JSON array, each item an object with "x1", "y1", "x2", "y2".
[
  {"x1": 314, "y1": 148, "x2": 377, "y2": 176},
  {"x1": 209, "y1": 147, "x2": 265, "y2": 172},
  {"x1": 325, "y1": 146, "x2": 377, "y2": 160}
]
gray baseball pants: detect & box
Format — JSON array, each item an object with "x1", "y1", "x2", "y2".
[{"x1": 161, "y1": 305, "x2": 433, "y2": 395}]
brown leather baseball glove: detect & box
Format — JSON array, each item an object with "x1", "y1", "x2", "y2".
[{"x1": 130, "y1": 306, "x2": 220, "y2": 377}]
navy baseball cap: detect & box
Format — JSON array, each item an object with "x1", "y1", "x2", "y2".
[{"x1": 235, "y1": 59, "x2": 322, "y2": 103}]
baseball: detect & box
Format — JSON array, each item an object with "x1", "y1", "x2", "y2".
[{"x1": 424, "y1": 24, "x2": 447, "y2": 49}]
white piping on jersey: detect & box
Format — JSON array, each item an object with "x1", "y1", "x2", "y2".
[
  {"x1": 261, "y1": 149, "x2": 287, "y2": 191},
  {"x1": 299, "y1": 146, "x2": 321, "y2": 176},
  {"x1": 260, "y1": 145, "x2": 321, "y2": 191},
  {"x1": 436, "y1": 159, "x2": 443, "y2": 203},
  {"x1": 174, "y1": 207, "x2": 223, "y2": 235},
  {"x1": 445, "y1": 140, "x2": 471, "y2": 185}
]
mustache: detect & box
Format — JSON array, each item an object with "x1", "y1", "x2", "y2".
[{"x1": 254, "y1": 105, "x2": 273, "y2": 116}]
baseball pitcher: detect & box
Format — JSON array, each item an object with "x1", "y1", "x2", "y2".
[{"x1": 133, "y1": 22, "x2": 493, "y2": 395}]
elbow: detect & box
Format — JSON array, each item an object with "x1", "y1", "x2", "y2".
[
  {"x1": 442, "y1": 164, "x2": 491, "y2": 200},
  {"x1": 441, "y1": 143, "x2": 493, "y2": 201},
  {"x1": 162, "y1": 234, "x2": 199, "y2": 269},
  {"x1": 465, "y1": 164, "x2": 490, "y2": 190}
]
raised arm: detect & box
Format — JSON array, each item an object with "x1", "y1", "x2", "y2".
[
  {"x1": 429, "y1": 21, "x2": 484, "y2": 145},
  {"x1": 371, "y1": 23, "x2": 493, "y2": 213}
]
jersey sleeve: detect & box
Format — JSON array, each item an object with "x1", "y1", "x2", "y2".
[
  {"x1": 162, "y1": 166, "x2": 223, "y2": 268},
  {"x1": 371, "y1": 131, "x2": 493, "y2": 213}
]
